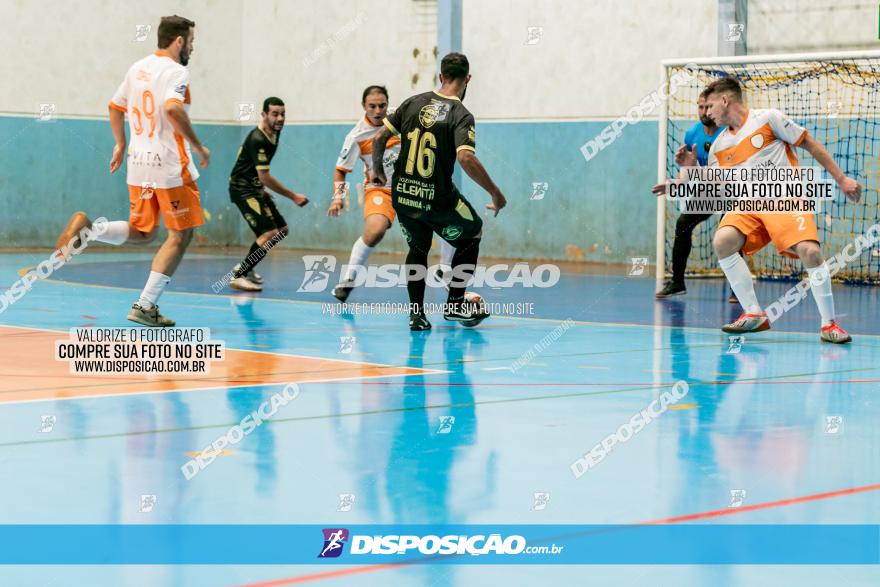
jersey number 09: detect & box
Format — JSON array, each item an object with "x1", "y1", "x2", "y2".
[
  {"x1": 404, "y1": 128, "x2": 436, "y2": 178},
  {"x1": 131, "y1": 90, "x2": 156, "y2": 138}
]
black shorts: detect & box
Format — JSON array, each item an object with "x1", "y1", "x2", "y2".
[
  {"x1": 230, "y1": 189, "x2": 287, "y2": 236},
  {"x1": 395, "y1": 194, "x2": 483, "y2": 254}
]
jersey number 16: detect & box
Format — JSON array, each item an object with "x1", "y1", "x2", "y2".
[{"x1": 404, "y1": 128, "x2": 436, "y2": 178}]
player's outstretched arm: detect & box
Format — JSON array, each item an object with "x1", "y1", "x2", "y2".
[
  {"x1": 370, "y1": 128, "x2": 393, "y2": 186},
  {"x1": 165, "y1": 101, "x2": 210, "y2": 168},
  {"x1": 651, "y1": 145, "x2": 697, "y2": 195},
  {"x1": 800, "y1": 135, "x2": 861, "y2": 202},
  {"x1": 457, "y1": 150, "x2": 506, "y2": 216},
  {"x1": 257, "y1": 169, "x2": 309, "y2": 207},
  {"x1": 109, "y1": 106, "x2": 127, "y2": 174},
  {"x1": 328, "y1": 168, "x2": 348, "y2": 217}
]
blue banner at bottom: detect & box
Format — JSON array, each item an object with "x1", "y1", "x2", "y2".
[{"x1": 0, "y1": 525, "x2": 876, "y2": 565}]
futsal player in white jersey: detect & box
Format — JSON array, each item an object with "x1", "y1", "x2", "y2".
[
  {"x1": 676, "y1": 77, "x2": 861, "y2": 343},
  {"x1": 327, "y1": 86, "x2": 456, "y2": 302},
  {"x1": 55, "y1": 15, "x2": 209, "y2": 327}
]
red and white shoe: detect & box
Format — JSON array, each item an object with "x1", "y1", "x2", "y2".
[
  {"x1": 722, "y1": 311, "x2": 770, "y2": 334},
  {"x1": 820, "y1": 321, "x2": 852, "y2": 344}
]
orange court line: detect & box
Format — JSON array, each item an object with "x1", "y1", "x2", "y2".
[
  {"x1": 234, "y1": 482, "x2": 880, "y2": 586},
  {"x1": 0, "y1": 325, "x2": 437, "y2": 404}
]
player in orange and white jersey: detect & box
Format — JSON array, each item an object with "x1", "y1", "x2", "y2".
[
  {"x1": 54, "y1": 15, "x2": 209, "y2": 327},
  {"x1": 327, "y1": 86, "x2": 456, "y2": 302},
  {"x1": 676, "y1": 77, "x2": 861, "y2": 343}
]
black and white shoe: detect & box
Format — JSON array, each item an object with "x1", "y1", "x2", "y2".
[
  {"x1": 655, "y1": 280, "x2": 686, "y2": 299},
  {"x1": 444, "y1": 297, "x2": 490, "y2": 328},
  {"x1": 409, "y1": 312, "x2": 432, "y2": 331},
  {"x1": 332, "y1": 280, "x2": 355, "y2": 302},
  {"x1": 232, "y1": 264, "x2": 263, "y2": 285}
]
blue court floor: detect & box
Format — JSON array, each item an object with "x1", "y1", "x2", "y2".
[{"x1": 0, "y1": 248, "x2": 878, "y2": 586}]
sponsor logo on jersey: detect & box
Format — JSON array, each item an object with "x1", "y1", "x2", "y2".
[
  {"x1": 442, "y1": 225, "x2": 463, "y2": 241},
  {"x1": 419, "y1": 101, "x2": 451, "y2": 128}
]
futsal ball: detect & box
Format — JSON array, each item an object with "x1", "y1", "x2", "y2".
[{"x1": 464, "y1": 291, "x2": 484, "y2": 305}]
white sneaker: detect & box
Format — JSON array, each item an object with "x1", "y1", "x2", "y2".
[{"x1": 230, "y1": 276, "x2": 262, "y2": 292}]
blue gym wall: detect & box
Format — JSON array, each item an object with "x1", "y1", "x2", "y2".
[{"x1": 0, "y1": 115, "x2": 659, "y2": 263}]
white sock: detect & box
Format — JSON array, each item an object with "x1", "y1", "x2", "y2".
[
  {"x1": 806, "y1": 263, "x2": 835, "y2": 326},
  {"x1": 138, "y1": 271, "x2": 171, "y2": 309},
  {"x1": 718, "y1": 254, "x2": 761, "y2": 313},
  {"x1": 439, "y1": 239, "x2": 456, "y2": 268},
  {"x1": 94, "y1": 220, "x2": 130, "y2": 245},
  {"x1": 344, "y1": 237, "x2": 373, "y2": 283}
]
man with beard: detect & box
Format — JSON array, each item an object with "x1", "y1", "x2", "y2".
[
  {"x1": 370, "y1": 53, "x2": 506, "y2": 331},
  {"x1": 226, "y1": 97, "x2": 309, "y2": 291},
  {"x1": 655, "y1": 89, "x2": 729, "y2": 299},
  {"x1": 55, "y1": 15, "x2": 209, "y2": 326}
]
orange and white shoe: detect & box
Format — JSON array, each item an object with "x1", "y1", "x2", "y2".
[
  {"x1": 820, "y1": 321, "x2": 852, "y2": 344},
  {"x1": 722, "y1": 311, "x2": 770, "y2": 334}
]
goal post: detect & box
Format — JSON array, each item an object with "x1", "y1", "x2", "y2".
[{"x1": 656, "y1": 50, "x2": 880, "y2": 284}]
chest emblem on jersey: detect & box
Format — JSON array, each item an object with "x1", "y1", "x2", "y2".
[
  {"x1": 703, "y1": 141, "x2": 711, "y2": 153},
  {"x1": 419, "y1": 101, "x2": 451, "y2": 128},
  {"x1": 750, "y1": 134, "x2": 765, "y2": 149}
]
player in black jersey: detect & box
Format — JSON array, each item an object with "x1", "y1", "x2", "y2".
[
  {"x1": 371, "y1": 53, "x2": 506, "y2": 330},
  {"x1": 227, "y1": 97, "x2": 309, "y2": 291}
]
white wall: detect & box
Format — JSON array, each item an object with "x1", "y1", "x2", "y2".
[
  {"x1": 461, "y1": 0, "x2": 717, "y2": 120},
  {"x1": 0, "y1": 0, "x2": 439, "y2": 124},
  {"x1": 0, "y1": 0, "x2": 871, "y2": 122},
  {"x1": 238, "y1": 0, "x2": 439, "y2": 123},
  {"x1": 748, "y1": 0, "x2": 878, "y2": 54},
  {"x1": 0, "y1": 0, "x2": 245, "y2": 121}
]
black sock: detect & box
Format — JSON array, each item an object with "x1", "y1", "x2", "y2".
[
  {"x1": 447, "y1": 238, "x2": 480, "y2": 302},
  {"x1": 234, "y1": 234, "x2": 285, "y2": 279},
  {"x1": 671, "y1": 213, "x2": 712, "y2": 283},
  {"x1": 405, "y1": 247, "x2": 429, "y2": 314}
]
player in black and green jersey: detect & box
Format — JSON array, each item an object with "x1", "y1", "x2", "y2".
[
  {"x1": 371, "y1": 53, "x2": 506, "y2": 330},
  {"x1": 227, "y1": 96, "x2": 309, "y2": 291}
]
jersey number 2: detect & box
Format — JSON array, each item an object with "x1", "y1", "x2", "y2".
[{"x1": 404, "y1": 129, "x2": 436, "y2": 178}]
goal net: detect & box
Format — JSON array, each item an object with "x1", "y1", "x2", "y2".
[{"x1": 657, "y1": 52, "x2": 880, "y2": 284}]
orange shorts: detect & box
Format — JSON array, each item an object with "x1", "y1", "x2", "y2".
[
  {"x1": 128, "y1": 182, "x2": 204, "y2": 232},
  {"x1": 718, "y1": 212, "x2": 819, "y2": 259},
  {"x1": 364, "y1": 186, "x2": 395, "y2": 223}
]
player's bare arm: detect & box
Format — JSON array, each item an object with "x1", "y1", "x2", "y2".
[
  {"x1": 327, "y1": 168, "x2": 348, "y2": 216},
  {"x1": 370, "y1": 127, "x2": 393, "y2": 186},
  {"x1": 108, "y1": 105, "x2": 126, "y2": 174},
  {"x1": 800, "y1": 134, "x2": 861, "y2": 202},
  {"x1": 165, "y1": 101, "x2": 210, "y2": 167},
  {"x1": 651, "y1": 145, "x2": 697, "y2": 195},
  {"x1": 457, "y1": 149, "x2": 506, "y2": 216},
  {"x1": 257, "y1": 169, "x2": 309, "y2": 207}
]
